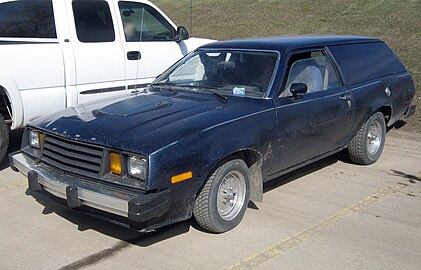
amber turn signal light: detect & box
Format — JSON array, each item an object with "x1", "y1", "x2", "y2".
[
  {"x1": 110, "y1": 153, "x2": 122, "y2": 175},
  {"x1": 39, "y1": 133, "x2": 44, "y2": 147},
  {"x1": 171, "y1": 171, "x2": 192, "y2": 184}
]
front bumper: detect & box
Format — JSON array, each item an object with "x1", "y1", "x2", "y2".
[{"x1": 10, "y1": 152, "x2": 170, "y2": 225}]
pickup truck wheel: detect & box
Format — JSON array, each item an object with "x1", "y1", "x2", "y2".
[
  {"x1": 193, "y1": 159, "x2": 250, "y2": 233},
  {"x1": 0, "y1": 115, "x2": 9, "y2": 164},
  {"x1": 348, "y1": 112, "x2": 386, "y2": 165}
]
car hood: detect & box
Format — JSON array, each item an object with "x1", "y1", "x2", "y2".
[{"x1": 31, "y1": 90, "x2": 271, "y2": 155}]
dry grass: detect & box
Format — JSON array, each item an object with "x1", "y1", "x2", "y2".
[{"x1": 154, "y1": 0, "x2": 420, "y2": 132}]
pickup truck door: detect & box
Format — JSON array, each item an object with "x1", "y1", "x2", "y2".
[
  {"x1": 115, "y1": 1, "x2": 187, "y2": 93},
  {"x1": 66, "y1": 0, "x2": 127, "y2": 104},
  {"x1": 269, "y1": 50, "x2": 356, "y2": 176}
]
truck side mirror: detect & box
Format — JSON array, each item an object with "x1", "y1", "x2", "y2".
[
  {"x1": 290, "y1": 83, "x2": 307, "y2": 97},
  {"x1": 176, "y1": 26, "x2": 190, "y2": 42}
]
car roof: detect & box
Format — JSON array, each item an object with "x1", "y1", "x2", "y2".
[{"x1": 200, "y1": 35, "x2": 381, "y2": 53}]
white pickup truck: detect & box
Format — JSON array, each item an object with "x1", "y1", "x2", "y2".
[{"x1": 0, "y1": 0, "x2": 213, "y2": 162}]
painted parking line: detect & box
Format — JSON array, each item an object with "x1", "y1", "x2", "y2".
[
  {"x1": 226, "y1": 183, "x2": 408, "y2": 270},
  {"x1": 0, "y1": 181, "x2": 27, "y2": 193}
]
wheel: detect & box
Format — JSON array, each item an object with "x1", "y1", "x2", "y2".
[
  {"x1": 0, "y1": 114, "x2": 10, "y2": 164},
  {"x1": 348, "y1": 112, "x2": 386, "y2": 165},
  {"x1": 193, "y1": 159, "x2": 250, "y2": 233}
]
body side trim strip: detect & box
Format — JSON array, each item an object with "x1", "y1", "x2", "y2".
[{"x1": 80, "y1": 86, "x2": 126, "y2": 95}]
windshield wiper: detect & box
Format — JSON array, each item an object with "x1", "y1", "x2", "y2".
[
  {"x1": 179, "y1": 84, "x2": 228, "y2": 101},
  {"x1": 149, "y1": 82, "x2": 179, "y2": 95},
  {"x1": 151, "y1": 82, "x2": 228, "y2": 101},
  {"x1": 196, "y1": 86, "x2": 228, "y2": 101}
]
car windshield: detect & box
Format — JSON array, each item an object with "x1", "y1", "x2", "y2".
[{"x1": 152, "y1": 50, "x2": 279, "y2": 98}]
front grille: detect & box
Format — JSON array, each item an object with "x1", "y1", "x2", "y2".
[{"x1": 41, "y1": 134, "x2": 104, "y2": 179}]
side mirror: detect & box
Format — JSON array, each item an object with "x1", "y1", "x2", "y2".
[
  {"x1": 176, "y1": 26, "x2": 190, "y2": 42},
  {"x1": 290, "y1": 83, "x2": 307, "y2": 97}
]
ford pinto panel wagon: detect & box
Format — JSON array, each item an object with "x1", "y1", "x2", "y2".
[{"x1": 10, "y1": 36, "x2": 416, "y2": 233}]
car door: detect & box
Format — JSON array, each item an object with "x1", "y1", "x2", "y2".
[
  {"x1": 115, "y1": 1, "x2": 188, "y2": 92},
  {"x1": 270, "y1": 49, "x2": 356, "y2": 175},
  {"x1": 66, "y1": 0, "x2": 127, "y2": 104}
]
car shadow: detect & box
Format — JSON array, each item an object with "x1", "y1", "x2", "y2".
[
  {"x1": 0, "y1": 129, "x2": 24, "y2": 171},
  {"x1": 263, "y1": 150, "x2": 350, "y2": 193},
  {"x1": 392, "y1": 120, "x2": 407, "y2": 130},
  {"x1": 27, "y1": 189, "x2": 193, "y2": 247},
  {"x1": 25, "y1": 149, "x2": 351, "y2": 248}
]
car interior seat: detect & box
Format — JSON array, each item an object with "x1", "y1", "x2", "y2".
[{"x1": 281, "y1": 58, "x2": 324, "y2": 97}]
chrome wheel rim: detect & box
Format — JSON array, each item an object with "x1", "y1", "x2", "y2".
[
  {"x1": 217, "y1": 170, "x2": 246, "y2": 221},
  {"x1": 367, "y1": 120, "x2": 383, "y2": 156}
]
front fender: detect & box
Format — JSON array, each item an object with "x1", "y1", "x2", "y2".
[
  {"x1": 0, "y1": 74, "x2": 23, "y2": 129},
  {"x1": 148, "y1": 108, "x2": 276, "y2": 202},
  {"x1": 199, "y1": 132, "x2": 265, "y2": 203}
]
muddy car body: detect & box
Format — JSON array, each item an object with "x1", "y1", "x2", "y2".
[{"x1": 11, "y1": 36, "x2": 416, "y2": 233}]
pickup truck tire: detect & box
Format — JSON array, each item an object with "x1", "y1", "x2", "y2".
[
  {"x1": 193, "y1": 159, "x2": 250, "y2": 233},
  {"x1": 0, "y1": 114, "x2": 9, "y2": 164},
  {"x1": 348, "y1": 112, "x2": 386, "y2": 165}
]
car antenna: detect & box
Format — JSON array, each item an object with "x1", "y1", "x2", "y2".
[
  {"x1": 134, "y1": 7, "x2": 145, "y2": 94},
  {"x1": 190, "y1": 0, "x2": 193, "y2": 35}
]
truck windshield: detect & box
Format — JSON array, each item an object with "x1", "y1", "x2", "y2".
[{"x1": 152, "y1": 50, "x2": 279, "y2": 98}]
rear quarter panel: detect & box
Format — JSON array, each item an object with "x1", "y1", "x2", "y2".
[
  {"x1": 328, "y1": 41, "x2": 414, "y2": 132},
  {"x1": 347, "y1": 74, "x2": 414, "y2": 133},
  {"x1": 348, "y1": 80, "x2": 391, "y2": 135},
  {"x1": 387, "y1": 73, "x2": 416, "y2": 124},
  {"x1": 0, "y1": 41, "x2": 66, "y2": 128}
]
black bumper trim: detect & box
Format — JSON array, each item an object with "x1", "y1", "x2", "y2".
[
  {"x1": 66, "y1": 186, "x2": 82, "y2": 208},
  {"x1": 128, "y1": 189, "x2": 171, "y2": 223},
  {"x1": 28, "y1": 170, "x2": 42, "y2": 191}
]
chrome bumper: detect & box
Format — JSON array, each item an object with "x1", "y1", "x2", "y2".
[{"x1": 11, "y1": 152, "x2": 132, "y2": 217}]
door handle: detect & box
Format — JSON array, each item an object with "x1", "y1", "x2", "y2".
[
  {"x1": 340, "y1": 95, "x2": 353, "y2": 107},
  {"x1": 127, "y1": 51, "x2": 141, "y2": 60},
  {"x1": 339, "y1": 95, "x2": 351, "y2": 101}
]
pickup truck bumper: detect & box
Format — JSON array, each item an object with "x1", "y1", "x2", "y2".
[
  {"x1": 9, "y1": 152, "x2": 171, "y2": 227},
  {"x1": 405, "y1": 103, "x2": 416, "y2": 118}
]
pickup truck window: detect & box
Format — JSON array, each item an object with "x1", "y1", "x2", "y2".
[
  {"x1": 0, "y1": 0, "x2": 56, "y2": 38},
  {"x1": 72, "y1": 0, "x2": 115, "y2": 43},
  {"x1": 119, "y1": 1, "x2": 175, "y2": 42},
  {"x1": 328, "y1": 42, "x2": 407, "y2": 85},
  {"x1": 281, "y1": 51, "x2": 342, "y2": 97}
]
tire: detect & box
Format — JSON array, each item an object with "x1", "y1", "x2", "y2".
[
  {"x1": 348, "y1": 112, "x2": 386, "y2": 165},
  {"x1": 0, "y1": 114, "x2": 9, "y2": 164},
  {"x1": 193, "y1": 159, "x2": 250, "y2": 233}
]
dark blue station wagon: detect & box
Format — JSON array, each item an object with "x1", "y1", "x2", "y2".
[{"x1": 11, "y1": 36, "x2": 417, "y2": 233}]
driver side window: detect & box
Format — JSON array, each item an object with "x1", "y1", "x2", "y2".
[
  {"x1": 119, "y1": 2, "x2": 175, "y2": 42},
  {"x1": 280, "y1": 51, "x2": 342, "y2": 97}
]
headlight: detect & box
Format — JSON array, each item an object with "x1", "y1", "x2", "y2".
[
  {"x1": 29, "y1": 130, "x2": 42, "y2": 148},
  {"x1": 128, "y1": 155, "x2": 147, "y2": 180}
]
